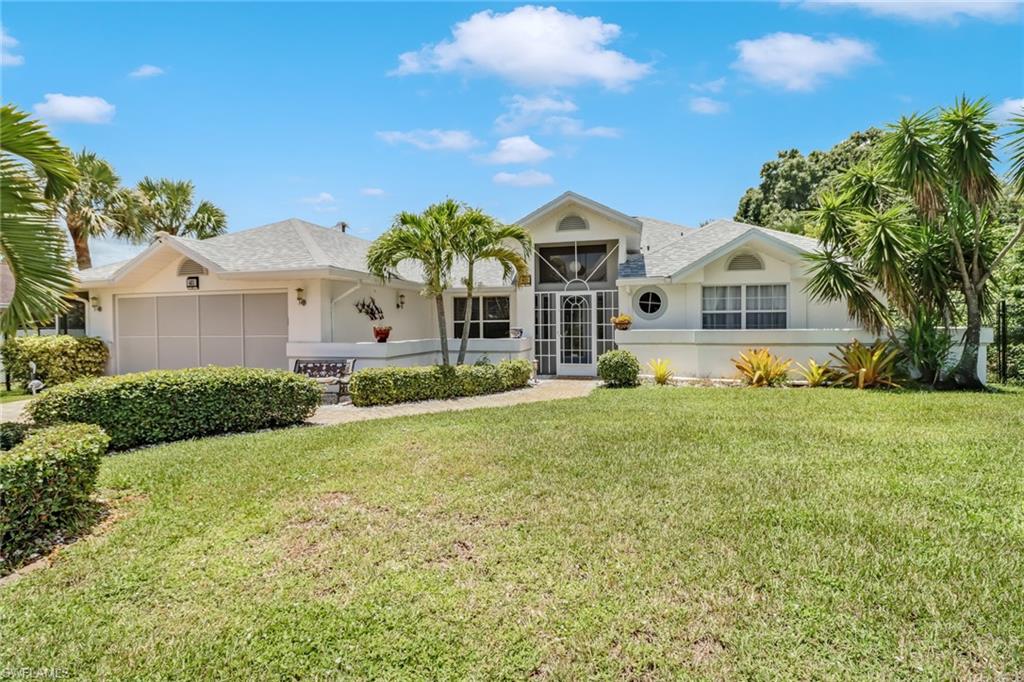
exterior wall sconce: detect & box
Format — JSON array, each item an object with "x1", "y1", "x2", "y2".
[
  {"x1": 396, "y1": 293, "x2": 405, "y2": 309},
  {"x1": 296, "y1": 288, "x2": 307, "y2": 306},
  {"x1": 90, "y1": 296, "x2": 102, "y2": 312}
]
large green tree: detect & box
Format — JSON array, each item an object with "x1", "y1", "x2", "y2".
[
  {"x1": 136, "y1": 177, "x2": 227, "y2": 239},
  {"x1": 453, "y1": 216, "x2": 532, "y2": 365},
  {"x1": 0, "y1": 104, "x2": 78, "y2": 334},
  {"x1": 56, "y1": 150, "x2": 143, "y2": 270},
  {"x1": 367, "y1": 200, "x2": 466, "y2": 366},
  {"x1": 736, "y1": 129, "x2": 882, "y2": 233}
]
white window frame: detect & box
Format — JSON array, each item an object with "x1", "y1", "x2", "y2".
[
  {"x1": 701, "y1": 284, "x2": 788, "y2": 330},
  {"x1": 453, "y1": 295, "x2": 511, "y2": 339}
]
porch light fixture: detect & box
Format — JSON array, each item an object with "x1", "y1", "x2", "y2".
[
  {"x1": 296, "y1": 288, "x2": 307, "y2": 306},
  {"x1": 90, "y1": 296, "x2": 102, "y2": 312},
  {"x1": 396, "y1": 292, "x2": 405, "y2": 309}
]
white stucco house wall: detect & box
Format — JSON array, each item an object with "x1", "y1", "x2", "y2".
[{"x1": 74, "y1": 191, "x2": 991, "y2": 381}]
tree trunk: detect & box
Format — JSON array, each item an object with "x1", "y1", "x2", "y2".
[
  {"x1": 67, "y1": 219, "x2": 93, "y2": 270},
  {"x1": 952, "y1": 292, "x2": 985, "y2": 390},
  {"x1": 457, "y1": 262, "x2": 474, "y2": 365},
  {"x1": 435, "y1": 294, "x2": 450, "y2": 367}
]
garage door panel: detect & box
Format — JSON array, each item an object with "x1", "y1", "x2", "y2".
[
  {"x1": 119, "y1": 337, "x2": 157, "y2": 374},
  {"x1": 243, "y1": 294, "x2": 288, "y2": 336},
  {"x1": 158, "y1": 337, "x2": 199, "y2": 369},
  {"x1": 200, "y1": 295, "x2": 242, "y2": 337},
  {"x1": 118, "y1": 297, "x2": 156, "y2": 336},
  {"x1": 200, "y1": 336, "x2": 243, "y2": 367},
  {"x1": 244, "y1": 337, "x2": 288, "y2": 369},
  {"x1": 157, "y1": 296, "x2": 198, "y2": 335}
]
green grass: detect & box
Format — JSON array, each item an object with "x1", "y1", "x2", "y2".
[
  {"x1": 0, "y1": 385, "x2": 29, "y2": 404},
  {"x1": 2, "y1": 387, "x2": 1022, "y2": 679}
]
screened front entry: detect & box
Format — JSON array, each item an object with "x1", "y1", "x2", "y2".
[{"x1": 535, "y1": 290, "x2": 617, "y2": 376}]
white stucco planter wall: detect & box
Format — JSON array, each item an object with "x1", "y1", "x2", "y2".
[
  {"x1": 286, "y1": 337, "x2": 532, "y2": 369},
  {"x1": 615, "y1": 328, "x2": 993, "y2": 381}
]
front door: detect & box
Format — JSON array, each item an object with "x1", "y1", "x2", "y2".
[{"x1": 557, "y1": 292, "x2": 596, "y2": 376}]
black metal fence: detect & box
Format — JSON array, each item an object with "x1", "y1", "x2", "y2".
[{"x1": 992, "y1": 299, "x2": 1024, "y2": 384}]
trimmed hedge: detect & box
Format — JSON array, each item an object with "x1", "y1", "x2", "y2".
[
  {"x1": 27, "y1": 367, "x2": 321, "y2": 450},
  {"x1": 350, "y1": 359, "x2": 532, "y2": 407},
  {"x1": 0, "y1": 335, "x2": 109, "y2": 386},
  {"x1": 0, "y1": 423, "x2": 109, "y2": 573},
  {"x1": 0, "y1": 422, "x2": 30, "y2": 451},
  {"x1": 597, "y1": 349, "x2": 640, "y2": 387}
]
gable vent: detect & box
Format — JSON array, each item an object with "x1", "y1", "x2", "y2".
[
  {"x1": 727, "y1": 253, "x2": 763, "y2": 271},
  {"x1": 177, "y1": 258, "x2": 208, "y2": 276},
  {"x1": 557, "y1": 215, "x2": 587, "y2": 231}
]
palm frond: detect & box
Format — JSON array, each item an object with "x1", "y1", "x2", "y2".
[
  {"x1": 803, "y1": 249, "x2": 890, "y2": 335},
  {"x1": 880, "y1": 112, "x2": 945, "y2": 217},
  {"x1": 936, "y1": 96, "x2": 1000, "y2": 208}
]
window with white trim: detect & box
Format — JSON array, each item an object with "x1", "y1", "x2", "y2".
[
  {"x1": 701, "y1": 285, "x2": 787, "y2": 330},
  {"x1": 454, "y1": 296, "x2": 511, "y2": 338}
]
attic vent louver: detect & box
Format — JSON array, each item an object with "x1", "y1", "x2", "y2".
[
  {"x1": 557, "y1": 215, "x2": 587, "y2": 231},
  {"x1": 727, "y1": 253, "x2": 763, "y2": 271},
  {"x1": 177, "y1": 258, "x2": 208, "y2": 276}
]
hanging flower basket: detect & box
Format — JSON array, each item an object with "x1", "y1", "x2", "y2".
[
  {"x1": 611, "y1": 314, "x2": 633, "y2": 331},
  {"x1": 372, "y1": 326, "x2": 392, "y2": 343}
]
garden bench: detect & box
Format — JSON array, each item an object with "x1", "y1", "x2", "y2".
[{"x1": 293, "y1": 359, "x2": 356, "y2": 404}]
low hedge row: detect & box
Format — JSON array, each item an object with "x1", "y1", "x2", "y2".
[
  {"x1": 27, "y1": 367, "x2": 321, "y2": 450},
  {"x1": 1, "y1": 335, "x2": 109, "y2": 386},
  {"x1": 0, "y1": 423, "x2": 110, "y2": 573},
  {"x1": 349, "y1": 359, "x2": 533, "y2": 407}
]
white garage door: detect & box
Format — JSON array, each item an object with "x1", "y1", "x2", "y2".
[{"x1": 116, "y1": 293, "x2": 288, "y2": 373}]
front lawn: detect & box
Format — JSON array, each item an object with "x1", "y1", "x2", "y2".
[
  {"x1": 1, "y1": 387, "x2": 1022, "y2": 678},
  {"x1": 0, "y1": 385, "x2": 29, "y2": 404}
]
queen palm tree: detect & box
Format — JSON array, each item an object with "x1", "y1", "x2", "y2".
[
  {"x1": 136, "y1": 177, "x2": 227, "y2": 239},
  {"x1": 453, "y1": 217, "x2": 532, "y2": 365},
  {"x1": 56, "y1": 150, "x2": 143, "y2": 270},
  {"x1": 367, "y1": 200, "x2": 475, "y2": 366},
  {"x1": 0, "y1": 104, "x2": 78, "y2": 334}
]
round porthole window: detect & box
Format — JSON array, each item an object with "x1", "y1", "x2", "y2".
[{"x1": 634, "y1": 287, "x2": 665, "y2": 319}]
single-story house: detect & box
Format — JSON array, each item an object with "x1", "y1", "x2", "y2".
[{"x1": 74, "y1": 191, "x2": 991, "y2": 380}]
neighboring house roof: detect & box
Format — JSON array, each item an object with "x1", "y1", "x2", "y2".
[
  {"x1": 620, "y1": 219, "x2": 821, "y2": 281},
  {"x1": 0, "y1": 261, "x2": 13, "y2": 309}
]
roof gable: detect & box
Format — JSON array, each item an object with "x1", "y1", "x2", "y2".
[{"x1": 517, "y1": 191, "x2": 642, "y2": 231}]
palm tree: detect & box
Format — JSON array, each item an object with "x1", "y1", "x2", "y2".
[
  {"x1": 879, "y1": 97, "x2": 1024, "y2": 388},
  {"x1": 453, "y1": 216, "x2": 532, "y2": 365},
  {"x1": 0, "y1": 104, "x2": 78, "y2": 335},
  {"x1": 367, "y1": 200, "x2": 469, "y2": 366},
  {"x1": 56, "y1": 150, "x2": 143, "y2": 270},
  {"x1": 136, "y1": 177, "x2": 227, "y2": 239}
]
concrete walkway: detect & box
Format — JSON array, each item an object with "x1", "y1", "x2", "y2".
[
  {"x1": 310, "y1": 378, "x2": 599, "y2": 425},
  {"x1": 1, "y1": 379, "x2": 600, "y2": 427}
]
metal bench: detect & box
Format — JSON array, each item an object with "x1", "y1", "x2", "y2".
[{"x1": 293, "y1": 359, "x2": 356, "y2": 404}]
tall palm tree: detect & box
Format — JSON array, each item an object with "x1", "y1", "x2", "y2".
[
  {"x1": 367, "y1": 200, "x2": 470, "y2": 366},
  {"x1": 136, "y1": 177, "x2": 227, "y2": 239},
  {"x1": 0, "y1": 104, "x2": 78, "y2": 334},
  {"x1": 56, "y1": 150, "x2": 143, "y2": 270},
  {"x1": 879, "y1": 97, "x2": 1024, "y2": 388},
  {"x1": 453, "y1": 217, "x2": 532, "y2": 365}
]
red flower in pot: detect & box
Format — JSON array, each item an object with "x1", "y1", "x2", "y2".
[{"x1": 372, "y1": 325, "x2": 392, "y2": 343}]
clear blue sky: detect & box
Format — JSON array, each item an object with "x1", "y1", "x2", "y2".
[{"x1": 3, "y1": 1, "x2": 1022, "y2": 265}]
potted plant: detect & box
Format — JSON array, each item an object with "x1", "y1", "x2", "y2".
[
  {"x1": 610, "y1": 314, "x2": 633, "y2": 331},
  {"x1": 372, "y1": 325, "x2": 392, "y2": 343}
]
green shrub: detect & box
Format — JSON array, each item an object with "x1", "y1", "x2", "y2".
[
  {"x1": 0, "y1": 422, "x2": 30, "y2": 451},
  {"x1": 350, "y1": 359, "x2": 532, "y2": 407},
  {"x1": 0, "y1": 336, "x2": 109, "y2": 386},
  {"x1": 597, "y1": 350, "x2": 640, "y2": 387},
  {"x1": 27, "y1": 367, "x2": 321, "y2": 450},
  {"x1": 0, "y1": 423, "x2": 109, "y2": 573}
]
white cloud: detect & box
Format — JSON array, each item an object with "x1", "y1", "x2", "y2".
[
  {"x1": 360, "y1": 187, "x2": 386, "y2": 197},
  {"x1": 130, "y1": 64, "x2": 165, "y2": 78},
  {"x1": 376, "y1": 129, "x2": 480, "y2": 151},
  {"x1": 2, "y1": 26, "x2": 24, "y2": 66},
  {"x1": 300, "y1": 192, "x2": 337, "y2": 206},
  {"x1": 392, "y1": 5, "x2": 651, "y2": 90},
  {"x1": 689, "y1": 97, "x2": 729, "y2": 115},
  {"x1": 690, "y1": 77, "x2": 726, "y2": 94},
  {"x1": 484, "y1": 136, "x2": 553, "y2": 164},
  {"x1": 541, "y1": 116, "x2": 622, "y2": 138},
  {"x1": 495, "y1": 94, "x2": 578, "y2": 133},
  {"x1": 995, "y1": 97, "x2": 1024, "y2": 122},
  {"x1": 33, "y1": 94, "x2": 116, "y2": 124},
  {"x1": 493, "y1": 169, "x2": 555, "y2": 187},
  {"x1": 797, "y1": 1, "x2": 1019, "y2": 23},
  {"x1": 733, "y1": 32, "x2": 877, "y2": 92}
]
